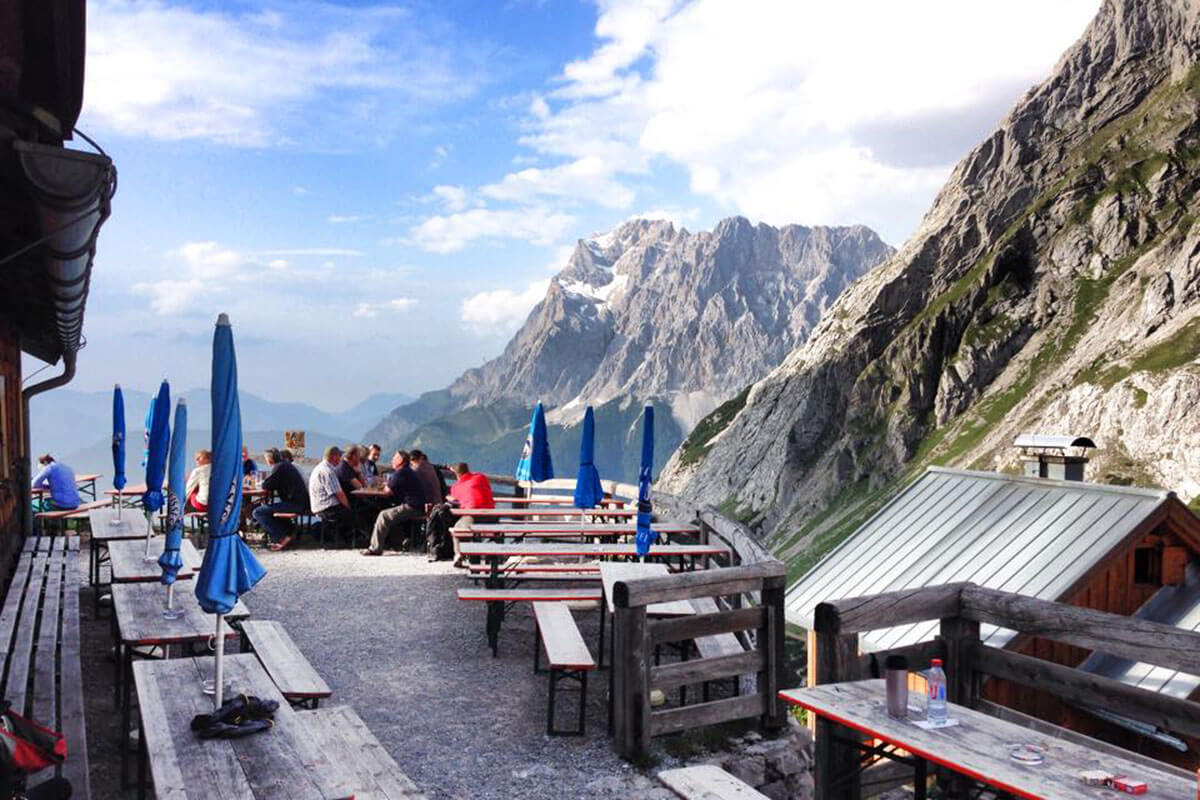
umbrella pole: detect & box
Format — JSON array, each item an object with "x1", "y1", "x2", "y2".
[
  {"x1": 213, "y1": 614, "x2": 226, "y2": 709},
  {"x1": 116, "y1": 490, "x2": 122, "y2": 520},
  {"x1": 144, "y1": 511, "x2": 155, "y2": 560}
]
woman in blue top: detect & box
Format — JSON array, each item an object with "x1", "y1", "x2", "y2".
[{"x1": 31, "y1": 454, "x2": 81, "y2": 511}]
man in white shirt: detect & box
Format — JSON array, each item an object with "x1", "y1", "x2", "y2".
[{"x1": 308, "y1": 445, "x2": 351, "y2": 538}]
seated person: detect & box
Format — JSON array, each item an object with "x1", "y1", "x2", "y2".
[
  {"x1": 447, "y1": 462, "x2": 494, "y2": 565},
  {"x1": 242, "y1": 445, "x2": 258, "y2": 479},
  {"x1": 253, "y1": 448, "x2": 309, "y2": 551},
  {"x1": 362, "y1": 443, "x2": 382, "y2": 483},
  {"x1": 308, "y1": 446, "x2": 351, "y2": 535},
  {"x1": 362, "y1": 450, "x2": 424, "y2": 555},
  {"x1": 409, "y1": 449, "x2": 446, "y2": 511},
  {"x1": 185, "y1": 450, "x2": 212, "y2": 511},
  {"x1": 31, "y1": 454, "x2": 80, "y2": 511},
  {"x1": 336, "y1": 445, "x2": 365, "y2": 494}
]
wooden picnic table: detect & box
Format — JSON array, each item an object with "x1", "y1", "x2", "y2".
[
  {"x1": 107, "y1": 537, "x2": 201, "y2": 583},
  {"x1": 496, "y1": 496, "x2": 626, "y2": 507},
  {"x1": 451, "y1": 506, "x2": 635, "y2": 519},
  {"x1": 457, "y1": 521, "x2": 698, "y2": 537},
  {"x1": 111, "y1": 581, "x2": 250, "y2": 788},
  {"x1": 460, "y1": 541, "x2": 727, "y2": 562},
  {"x1": 780, "y1": 680, "x2": 1192, "y2": 800},
  {"x1": 598, "y1": 562, "x2": 693, "y2": 616},
  {"x1": 132, "y1": 654, "x2": 363, "y2": 799},
  {"x1": 105, "y1": 484, "x2": 150, "y2": 508},
  {"x1": 86, "y1": 506, "x2": 152, "y2": 615}
]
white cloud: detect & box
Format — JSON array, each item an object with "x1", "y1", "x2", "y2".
[
  {"x1": 464, "y1": 0, "x2": 1099, "y2": 244},
  {"x1": 292, "y1": 186, "x2": 312, "y2": 196},
  {"x1": 480, "y1": 156, "x2": 635, "y2": 209},
  {"x1": 626, "y1": 207, "x2": 700, "y2": 227},
  {"x1": 430, "y1": 144, "x2": 451, "y2": 169},
  {"x1": 82, "y1": 1, "x2": 488, "y2": 148},
  {"x1": 430, "y1": 185, "x2": 471, "y2": 213},
  {"x1": 352, "y1": 298, "x2": 419, "y2": 318},
  {"x1": 327, "y1": 214, "x2": 375, "y2": 225},
  {"x1": 409, "y1": 207, "x2": 575, "y2": 253},
  {"x1": 460, "y1": 279, "x2": 551, "y2": 334},
  {"x1": 131, "y1": 279, "x2": 210, "y2": 315},
  {"x1": 258, "y1": 248, "x2": 365, "y2": 257}
]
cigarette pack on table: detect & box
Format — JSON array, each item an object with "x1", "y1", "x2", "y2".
[{"x1": 1109, "y1": 776, "x2": 1148, "y2": 794}]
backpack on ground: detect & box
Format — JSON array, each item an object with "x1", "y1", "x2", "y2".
[{"x1": 425, "y1": 504, "x2": 455, "y2": 561}]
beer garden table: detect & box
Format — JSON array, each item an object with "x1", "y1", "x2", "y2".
[
  {"x1": 132, "y1": 653, "x2": 353, "y2": 799},
  {"x1": 451, "y1": 507, "x2": 635, "y2": 520},
  {"x1": 86, "y1": 506, "x2": 152, "y2": 615},
  {"x1": 780, "y1": 680, "x2": 1193, "y2": 800},
  {"x1": 110, "y1": 581, "x2": 250, "y2": 788},
  {"x1": 107, "y1": 537, "x2": 201, "y2": 583}
]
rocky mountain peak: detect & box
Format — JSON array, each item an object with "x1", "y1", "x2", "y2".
[{"x1": 660, "y1": 0, "x2": 1200, "y2": 562}]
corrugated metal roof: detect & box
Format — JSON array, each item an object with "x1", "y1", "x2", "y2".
[
  {"x1": 1079, "y1": 563, "x2": 1200, "y2": 699},
  {"x1": 786, "y1": 467, "x2": 1171, "y2": 653}
]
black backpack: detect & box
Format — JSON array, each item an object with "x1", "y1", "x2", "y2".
[{"x1": 425, "y1": 504, "x2": 455, "y2": 561}]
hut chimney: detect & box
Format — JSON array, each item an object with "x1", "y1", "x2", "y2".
[{"x1": 1013, "y1": 434, "x2": 1096, "y2": 482}]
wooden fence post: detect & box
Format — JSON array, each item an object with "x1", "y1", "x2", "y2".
[
  {"x1": 813, "y1": 603, "x2": 861, "y2": 800},
  {"x1": 938, "y1": 615, "x2": 981, "y2": 708},
  {"x1": 613, "y1": 603, "x2": 650, "y2": 760},
  {"x1": 760, "y1": 573, "x2": 787, "y2": 731}
]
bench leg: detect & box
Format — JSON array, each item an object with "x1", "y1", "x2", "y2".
[
  {"x1": 138, "y1": 717, "x2": 148, "y2": 800},
  {"x1": 486, "y1": 601, "x2": 503, "y2": 657},
  {"x1": 548, "y1": 668, "x2": 588, "y2": 736}
]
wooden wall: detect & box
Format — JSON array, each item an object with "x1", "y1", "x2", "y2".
[
  {"x1": 982, "y1": 521, "x2": 1200, "y2": 767},
  {"x1": 0, "y1": 318, "x2": 23, "y2": 586}
]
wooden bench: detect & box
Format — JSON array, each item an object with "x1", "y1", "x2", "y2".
[
  {"x1": 296, "y1": 705, "x2": 426, "y2": 798},
  {"x1": 658, "y1": 765, "x2": 769, "y2": 799},
  {"x1": 467, "y1": 562, "x2": 603, "y2": 575},
  {"x1": 0, "y1": 537, "x2": 90, "y2": 799},
  {"x1": 458, "y1": 587, "x2": 603, "y2": 656},
  {"x1": 532, "y1": 602, "x2": 597, "y2": 736},
  {"x1": 33, "y1": 499, "x2": 110, "y2": 532},
  {"x1": 272, "y1": 510, "x2": 324, "y2": 546},
  {"x1": 240, "y1": 620, "x2": 332, "y2": 708}
]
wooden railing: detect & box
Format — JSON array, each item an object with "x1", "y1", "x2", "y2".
[
  {"x1": 811, "y1": 583, "x2": 1200, "y2": 798},
  {"x1": 611, "y1": 562, "x2": 788, "y2": 760}
]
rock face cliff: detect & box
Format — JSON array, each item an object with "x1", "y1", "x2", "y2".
[
  {"x1": 660, "y1": 0, "x2": 1200, "y2": 567},
  {"x1": 365, "y1": 217, "x2": 892, "y2": 480}
]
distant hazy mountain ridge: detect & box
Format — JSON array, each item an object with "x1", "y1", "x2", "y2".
[
  {"x1": 366, "y1": 216, "x2": 893, "y2": 479},
  {"x1": 660, "y1": 0, "x2": 1200, "y2": 567}
]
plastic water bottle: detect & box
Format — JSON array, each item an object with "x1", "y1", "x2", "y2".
[{"x1": 926, "y1": 658, "x2": 947, "y2": 724}]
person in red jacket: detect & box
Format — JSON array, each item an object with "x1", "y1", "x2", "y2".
[{"x1": 447, "y1": 462, "x2": 494, "y2": 566}]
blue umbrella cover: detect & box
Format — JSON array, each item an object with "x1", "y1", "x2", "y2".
[
  {"x1": 160, "y1": 400, "x2": 187, "y2": 585},
  {"x1": 515, "y1": 401, "x2": 554, "y2": 484},
  {"x1": 193, "y1": 314, "x2": 266, "y2": 709},
  {"x1": 142, "y1": 381, "x2": 171, "y2": 558},
  {"x1": 194, "y1": 314, "x2": 266, "y2": 616},
  {"x1": 635, "y1": 406, "x2": 655, "y2": 557},
  {"x1": 573, "y1": 406, "x2": 603, "y2": 510},
  {"x1": 112, "y1": 384, "x2": 126, "y2": 492}
]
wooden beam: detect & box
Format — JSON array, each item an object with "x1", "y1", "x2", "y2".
[
  {"x1": 961, "y1": 585, "x2": 1200, "y2": 674},
  {"x1": 649, "y1": 694, "x2": 765, "y2": 737},
  {"x1": 613, "y1": 561, "x2": 785, "y2": 608},
  {"x1": 855, "y1": 640, "x2": 945, "y2": 678},
  {"x1": 939, "y1": 616, "x2": 981, "y2": 708},
  {"x1": 971, "y1": 644, "x2": 1200, "y2": 740},
  {"x1": 813, "y1": 583, "x2": 967, "y2": 635},
  {"x1": 649, "y1": 650, "x2": 765, "y2": 691},
  {"x1": 649, "y1": 607, "x2": 763, "y2": 645}
]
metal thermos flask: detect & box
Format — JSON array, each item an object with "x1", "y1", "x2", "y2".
[{"x1": 885, "y1": 654, "x2": 909, "y2": 718}]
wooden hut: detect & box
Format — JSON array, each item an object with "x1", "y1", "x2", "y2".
[{"x1": 788, "y1": 465, "x2": 1200, "y2": 767}]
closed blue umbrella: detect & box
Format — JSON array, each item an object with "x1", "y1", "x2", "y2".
[
  {"x1": 159, "y1": 399, "x2": 187, "y2": 618},
  {"x1": 515, "y1": 402, "x2": 554, "y2": 488},
  {"x1": 635, "y1": 406, "x2": 655, "y2": 557},
  {"x1": 142, "y1": 381, "x2": 171, "y2": 560},
  {"x1": 573, "y1": 406, "x2": 602, "y2": 512},
  {"x1": 111, "y1": 384, "x2": 126, "y2": 521},
  {"x1": 194, "y1": 314, "x2": 266, "y2": 708}
]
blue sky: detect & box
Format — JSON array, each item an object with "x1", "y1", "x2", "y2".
[{"x1": 55, "y1": 0, "x2": 1100, "y2": 411}]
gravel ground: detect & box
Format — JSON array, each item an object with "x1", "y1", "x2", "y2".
[{"x1": 81, "y1": 541, "x2": 666, "y2": 799}]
